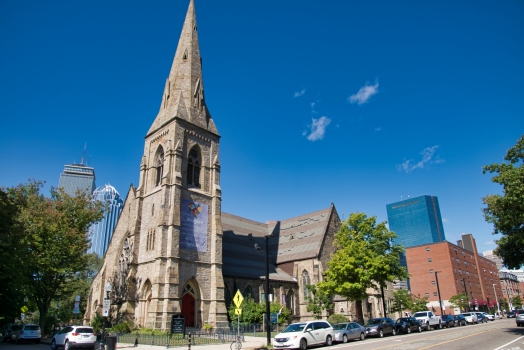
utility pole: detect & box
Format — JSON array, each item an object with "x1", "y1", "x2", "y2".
[{"x1": 435, "y1": 272, "x2": 443, "y2": 316}]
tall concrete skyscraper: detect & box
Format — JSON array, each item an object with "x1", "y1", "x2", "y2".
[
  {"x1": 386, "y1": 195, "x2": 446, "y2": 248},
  {"x1": 58, "y1": 148, "x2": 96, "y2": 197},
  {"x1": 88, "y1": 184, "x2": 123, "y2": 257}
]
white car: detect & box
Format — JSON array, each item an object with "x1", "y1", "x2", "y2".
[
  {"x1": 273, "y1": 320, "x2": 334, "y2": 350},
  {"x1": 11, "y1": 324, "x2": 41, "y2": 344},
  {"x1": 461, "y1": 313, "x2": 478, "y2": 324},
  {"x1": 51, "y1": 325, "x2": 97, "y2": 350}
]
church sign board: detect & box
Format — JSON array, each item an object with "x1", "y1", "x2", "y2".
[
  {"x1": 181, "y1": 199, "x2": 208, "y2": 252},
  {"x1": 170, "y1": 314, "x2": 185, "y2": 336}
]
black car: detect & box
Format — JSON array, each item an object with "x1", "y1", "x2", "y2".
[
  {"x1": 441, "y1": 314, "x2": 457, "y2": 328},
  {"x1": 365, "y1": 318, "x2": 397, "y2": 338},
  {"x1": 453, "y1": 314, "x2": 467, "y2": 326},
  {"x1": 394, "y1": 317, "x2": 422, "y2": 334},
  {"x1": 477, "y1": 314, "x2": 488, "y2": 323},
  {"x1": 508, "y1": 310, "x2": 516, "y2": 318}
]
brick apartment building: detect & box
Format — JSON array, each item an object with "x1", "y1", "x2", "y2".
[{"x1": 406, "y1": 238, "x2": 503, "y2": 314}]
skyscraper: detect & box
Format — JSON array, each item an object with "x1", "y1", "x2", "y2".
[
  {"x1": 386, "y1": 195, "x2": 446, "y2": 248},
  {"x1": 88, "y1": 184, "x2": 123, "y2": 257},
  {"x1": 58, "y1": 163, "x2": 96, "y2": 196}
]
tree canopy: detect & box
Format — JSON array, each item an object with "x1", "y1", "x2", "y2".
[
  {"x1": 483, "y1": 134, "x2": 524, "y2": 269},
  {"x1": 317, "y1": 212, "x2": 408, "y2": 319},
  {"x1": 448, "y1": 293, "x2": 470, "y2": 312},
  {"x1": 0, "y1": 181, "x2": 104, "y2": 331}
]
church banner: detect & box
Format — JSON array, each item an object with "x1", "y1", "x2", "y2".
[{"x1": 180, "y1": 199, "x2": 208, "y2": 252}]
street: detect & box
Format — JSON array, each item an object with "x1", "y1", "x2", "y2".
[{"x1": 0, "y1": 318, "x2": 523, "y2": 350}]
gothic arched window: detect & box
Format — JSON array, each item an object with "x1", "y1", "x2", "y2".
[
  {"x1": 155, "y1": 146, "x2": 164, "y2": 187},
  {"x1": 244, "y1": 285, "x2": 254, "y2": 299},
  {"x1": 302, "y1": 270, "x2": 311, "y2": 300},
  {"x1": 187, "y1": 147, "x2": 201, "y2": 188}
]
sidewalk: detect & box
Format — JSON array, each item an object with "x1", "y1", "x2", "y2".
[{"x1": 42, "y1": 336, "x2": 270, "y2": 350}]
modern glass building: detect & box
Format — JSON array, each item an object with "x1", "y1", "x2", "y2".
[
  {"x1": 88, "y1": 184, "x2": 124, "y2": 257},
  {"x1": 58, "y1": 164, "x2": 96, "y2": 196},
  {"x1": 386, "y1": 195, "x2": 446, "y2": 248}
]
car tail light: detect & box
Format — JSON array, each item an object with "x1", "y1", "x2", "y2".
[
  {"x1": 93, "y1": 333, "x2": 96, "y2": 336},
  {"x1": 72, "y1": 332, "x2": 79, "y2": 336}
]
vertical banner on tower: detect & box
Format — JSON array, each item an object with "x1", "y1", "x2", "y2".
[{"x1": 180, "y1": 199, "x2": 208, "y2": 252}]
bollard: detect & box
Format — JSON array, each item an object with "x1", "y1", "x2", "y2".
[
  {"x1": 165, "y1": 334, "x2": 168, "y2": 349},
  {"x1": 134, "y1": 332, "x2": 139, "y2": 347},
  {"x1": 151, "y1": 332, "x2": 154, "y2": 346},
  {"x1": 188, "y1": 332, "x2": 191, "y2": 350}
]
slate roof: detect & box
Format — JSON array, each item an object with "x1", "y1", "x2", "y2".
[{"x1": 221, "y1": 206, "x2": 335, "y2": 283}]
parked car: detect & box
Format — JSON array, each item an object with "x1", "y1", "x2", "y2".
[
  {"x1": 394, "y1": 317, "x2": 422, "y2": 334},
  {"x1": 461, "y1": 312, "x2": 478, "y2": 324},
  {"x1": 273, "y1": 320, "x2": 334, "y2": 350},
  {"x1": 332, "y1": 322, "x2": 366, "y2": 343},
  {"x1": 508, "y1": 310, "x2": 516, "y2": 318},
  {"x1": 441, "y1": 314, "x2": 457, "y2": 328},
  {"x1": 453, "y1": 314, "x2": 467, "y2": 326},
  {"x1": 364, "y1": 318, "x2": 396, "y2": 338},
  {"x1": 11, "y1": 324, "x2": 41, "y2": 344},
  {"x1": 2, "y1": 324, "x2": 21, "y2": 342},
  {"x1": 413, "y1": 311, "x2": 442, "y2": 330},
  {"x1": 517, "y1": 313, "x2": 524, "y2": 327},
  {"x1": 478, "y1": 312, "x2": 495, "y2": 321},
  {"x1": 476, "y1": 314, "x2": 488, "y2": 323},
  {"x1": 50, "y1": 325, "x2": 96, "y2": 350}
]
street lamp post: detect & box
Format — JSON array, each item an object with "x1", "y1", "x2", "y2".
[
  {"x1": 102, "y1": 282, "x2": 112, "y2": 350},
  {"x1": 255, "y1": 235, "x2": 271, "y2": 347},
  {"x1": 435, "y1": 272, "x2": 443, "y2": 316}
]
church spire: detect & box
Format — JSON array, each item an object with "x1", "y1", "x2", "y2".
[{"x1": 147, "y1": 0, "x2": 217, "y2": 136}]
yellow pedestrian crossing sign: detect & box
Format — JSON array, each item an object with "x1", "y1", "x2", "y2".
[
  {"x1": 233, "y1": 290, "x2": 244, "y2": 308},
  {"x1": 235, "y1": 308, "x2": 242, "y2": 315}
]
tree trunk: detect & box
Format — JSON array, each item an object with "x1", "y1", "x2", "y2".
[{"x1": 355, "y1": 300, "x2": 364, "y2": 324}]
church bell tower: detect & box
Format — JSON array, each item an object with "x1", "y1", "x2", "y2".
[{"x1": 135, "y1": 0, "x2": 227, "y2": 329}]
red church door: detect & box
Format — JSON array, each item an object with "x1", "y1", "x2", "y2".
[{"x1": 182, "y1": 293, "x2": 195, "y2": 327}]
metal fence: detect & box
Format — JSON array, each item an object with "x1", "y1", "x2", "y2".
[{"x1": 115, "y1": 329, "x2": 244, "y2": 347}]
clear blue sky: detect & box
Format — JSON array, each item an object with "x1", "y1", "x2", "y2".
[{"x1": 1, "y1": 0, "x2": 523, "y2": 254}]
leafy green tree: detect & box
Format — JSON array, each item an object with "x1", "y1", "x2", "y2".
[
  {"x1": 270, "y1": 302, "x2": 291, "y2": 325},
  {"x1": 448, "y1": 293, "x2": 469, "y2": 312},
  {"x1": 317, "y1": 212, "x2": 408, "y2": 322},
  {"x1": 390, "y1": 289, "x2": 413, "y2": 314},
  {"x1": 483, "y1": 135, "x2": 524, "y2": 269},
  {"x1": 512, "y1": 296, "x2": 523, "y2": 309},
  {"x1": 305, "y1": 285, "x2": 332, "y2": 319},
  {"x1": 327, "y1": 314, "x2": 348, "y2": 325},
  {"x1": 228, "y1": 295, "x2": 264, "y2": 324},
  {"x1": 1, "y1": 181, "x2": 104, "y2": 332},
  {"x1": 499, "y1": 297, "x2": 509, "y2": 312},
  {"x1": 410, "y1": 294, "x2": 430, "y2": 313}
]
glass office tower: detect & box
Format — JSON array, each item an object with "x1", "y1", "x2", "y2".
[
  {"x1": 88, "y1": 184, "x2": 123, "y2": 257},
  {"x1": 386, "y1": 195, "x2": 446, "y2": 248}
]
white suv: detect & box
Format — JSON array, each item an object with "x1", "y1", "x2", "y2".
[
  {"x1": 11, "y1": 324, "x2": 41, "y2": 344},
  {"x1": 273, "y1": 320, "x2": 334, "y2": 349},
  {"x1": 51, "y1": 326, "x2": 97, "y2": 350}
]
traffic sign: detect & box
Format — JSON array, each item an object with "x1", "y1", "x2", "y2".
[
  {"x1": 235, "y1": 308, "x2": 242, "y2": 315},
  {"x1": 233, "y1": 290, "x2": 244, "y2": 308}
]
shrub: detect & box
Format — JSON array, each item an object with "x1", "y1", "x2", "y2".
[
  {"x1": 328, "y1": 314, "x2": 348, "y2": 325},
  {"x1": 108, "y1": 322, "x2": 133, "y2": 334},
  {"x1": 203, "y1": 323, "x2": 213, "y2": 331}
]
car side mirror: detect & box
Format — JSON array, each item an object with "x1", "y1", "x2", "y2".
[{"x1": 306, "y1": 328, "x2": 313, "y2": 332}]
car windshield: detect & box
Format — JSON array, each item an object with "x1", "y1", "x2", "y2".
[
  {"x1": 365, "y1": 319, "x2": 383, "y2": 326},
  {"x1": 413, "y1": 312, "x2": 427, "y2": 318},
  {"x1": 75, "y1": 328, "x2": 93, "y2": 334},
  {"x1": 332, "y1": 324, "x2": 348, "y2": 330},
  {"x1": 283, "y1": 324, "x2": 306, "y2": 333},
  {"x1": 395, "y1": 318, "x2": 409, "y2": 323}
]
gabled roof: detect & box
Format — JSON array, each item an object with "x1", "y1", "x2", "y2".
[{"x1": 221, "y1": 206, "x2": 336, "y2": 282}]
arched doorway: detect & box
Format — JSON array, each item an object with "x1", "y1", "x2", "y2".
[{"x1": 181, "y1": 284, "x2": 197, "y2": 327}]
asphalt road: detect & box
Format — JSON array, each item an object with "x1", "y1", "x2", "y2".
[{"x1": 1, "y1": 318, "x2": 523, "y2": 350}]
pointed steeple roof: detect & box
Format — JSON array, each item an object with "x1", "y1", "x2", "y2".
[{"x1": 147, "y1": 0, "x2": 217, "y2": 137}]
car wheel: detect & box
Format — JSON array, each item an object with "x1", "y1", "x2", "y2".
[
  {"x1": 65, "y1": 340, "x2": 70, "y2": 350},
  {"x1": 418, "y1": 326, "x2": 422, "y2": 333},
  {"x1": 426, "y1": 322, "x2": 431, "y2": 331},
  {"x1": 299, "y1": 338, "x2": 307, "y2": 350},
  {"x1": 15, "y1": 337, "x2": 19, "y2": 344},
  {"x1": 359, "y1": 332, "x2": 365, "y2": 341},
  {"x1": 342, "y1": 334, "x2": 348, "y2": 343},
  {"x1": 438, "y1": 322, "x2": 443, "y2": 329},
  {"x1": 51, "y1": 339, "x2": 57, "y2": 350},
  {"x1": 406, "y1": 327, "x2": 411, "y2": 334},
  {"x1": 325, "y1": 335, "x2": 332, "y2": 346},
  {"x1": 379, "y1": 329, "x2": 384, "y2": 338}
]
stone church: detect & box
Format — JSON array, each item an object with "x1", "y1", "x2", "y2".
[{"x1": 86, "y1": 0, "x2": 392, "y2": 330}]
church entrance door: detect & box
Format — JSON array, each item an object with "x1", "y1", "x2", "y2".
[{"x1": 182, "y1": 293, "x2": 195, "y2": 327}]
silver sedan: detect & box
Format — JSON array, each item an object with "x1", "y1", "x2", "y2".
[{"x1": 333, "y1": 322, "x2": 366, "y2": 343}]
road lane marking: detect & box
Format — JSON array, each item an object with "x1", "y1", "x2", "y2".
[
  {"x1": 418, "y1": 328, "x2": 503, "y2": 349},
  {"x1": 493, "y1": 335, "x2": 524, "y2": 350}
]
